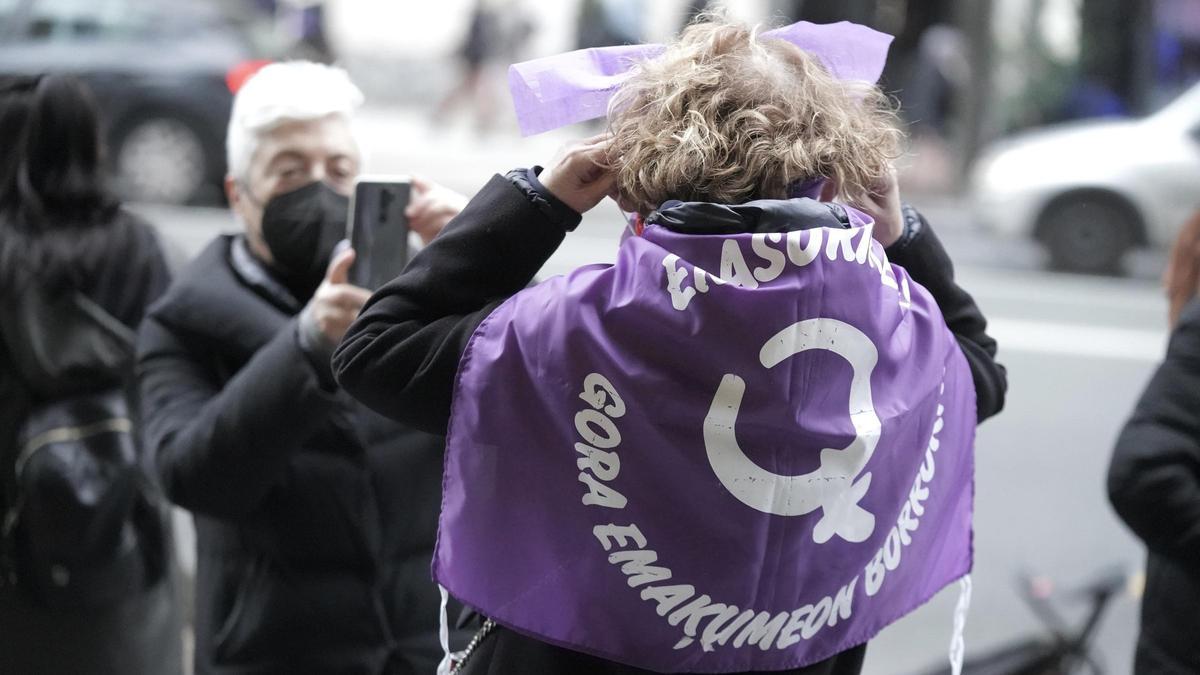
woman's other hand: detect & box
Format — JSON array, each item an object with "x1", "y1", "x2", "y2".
[
  {"x1": 305, "y1": 244, "x2": 372, "y2": 346},
  {"x1": 540, "y1": 134, "x2": 615, "y2": 216},
  {"x1": 853, "y1": 166, "x2": 904, "y2": 248}
]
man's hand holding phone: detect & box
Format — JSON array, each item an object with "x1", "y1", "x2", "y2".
[
  {"x1": 306, "y1": 244, "x2": 372, "y2": 347},
  {"x1": 406, "y1": 176, "x2": 469, "y2": 244},
  {"x1": 349, "y1": 176, "x2": 467, "y2": 290}
]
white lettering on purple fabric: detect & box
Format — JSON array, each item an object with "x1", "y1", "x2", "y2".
[
  {"x1": 732, "y1": 611, "x2": 790, "y2": 650},
  {"x1": 663, "y1": 254, "x2": 699, "y2": 311},
  {"x1": 786, "y1": 228, "x2": 823, "y2": 266},
  {"x1": 576, "y1": 443, "x2": 621, "y2": 481},
  {"x1": 719, "y1": 239, "x2": 760, "y2": 288},
  {"x1": 802, "y1": 596, "x2": 833, "y2": 639},
  {"x1": 576, "y1": 409, "x2": 621, "y2": 449},
  {"x1": 593, "y1": 523, "x2": 646, "y2": 551},
  {"x1": 829, "y1": 576, "x2": 857, "y2": 627},
  {"x1": 578, "y1": 472, "x2": 628, "y2": 509},
  {"x1": 641, "y1": 584, "x2": 698, "y2": 617},
  {"x1": 579, "y1": 373, "x2": 627, "y2": 418},
  {"x1": 663, "y1": 254, "x2": 726, "y2": 311},
  {"x1": 575, "y1": 375, "x2": 630, "y2": 510},
  {"x1": 751, "y1": 233, "x2": 786, "y2": 283},
  {"x1": 611, "y1": 549, "x2": 674, "y2": 587},
  {"x1": 660, "y1": 226, "x2": 910, "y2": 313},
  {"x1": 776, "y1": 605, "x2": 814, "y2": 649},
  {"x1": 578, "y1": 371, "x2": 948, "y2": 655},
  {"x1": 864, "y1": 386, "x2": 945, "y2": 597},
  {"x1": 668, "y1": 595, "x2": 733, "y2": 641},
  {"x1": 824, "y1": 225, "x2": 872, "y2": 264}
]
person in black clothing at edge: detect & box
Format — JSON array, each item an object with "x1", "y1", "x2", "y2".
[
  {"x1": 334, "y1": 18, "x2": 1007, "y2": 675},
  {"x1": 0, "y1": 74, "x2": 181, "y2": 675},
  {"x1": 136, "y1": 61, "x2": 472, "y2": 674},
  {"x1": 1107, "y1": 212, "x2": 1200, "y2": 674}
]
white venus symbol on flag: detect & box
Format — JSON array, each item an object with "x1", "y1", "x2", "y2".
[{"x1": 703, "y1": 318, "x2": 882, "y2": 544}]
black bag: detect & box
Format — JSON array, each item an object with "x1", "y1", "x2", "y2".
[{"x1": 0, "y1": 290, "x2": 165, "y2": 608}]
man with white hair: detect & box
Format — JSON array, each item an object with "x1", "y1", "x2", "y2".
[{"x1": 136, "y1": 62, "x2": 469, "y2": 674}]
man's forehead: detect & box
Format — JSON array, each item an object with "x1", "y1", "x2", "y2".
[{"x1": 254, "y1": 115, "x2": 359, "y2": 165}]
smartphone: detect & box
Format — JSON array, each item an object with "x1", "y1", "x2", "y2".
[{"x1": 348, "y1": 175, "x2": 411, "y2": 290}]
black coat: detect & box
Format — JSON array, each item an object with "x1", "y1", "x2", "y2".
[
  {"x1": 333, "y1": 173, "x2": 1007, "y2": 675},
  {"x1": 0, "y1": 210, "x2": 182, "y2": 675},
  {"x1": 1108, "y1": 299, "x2": 1200, "y2": 674},
  {"x1": 136, "y1": 235, "x2": 467, "y2": 675}
]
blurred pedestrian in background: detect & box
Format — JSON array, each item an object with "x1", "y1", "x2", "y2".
[
  {"x1": 1108, "y1": 208, "x2": 1200, "y2": 674},
  {"x1": 250, "y1": 0, "x2": 336, "y2": 63},
  {"x1": 433, "y1": 0, "x2": 534, "y2": 133},
  {"x1": 336, "y1": 15, "x2": 1006, "y2": 674},
  {"x1": 0, "y1": 74, "x2": 181, "y2": 675},
  {"x1": 576, "y1": 0, "x2": 645, "y2": 49},
  {"x1": 292, "y1": 0, "x2": 335, "y2": 63},
  {"x1": 136, "y1": 61, "x2": 470, "y2": 674}
]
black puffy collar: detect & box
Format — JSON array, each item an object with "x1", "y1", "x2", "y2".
[{"x1": 644, "y1": 197, "x2": 851, "y2": 235}]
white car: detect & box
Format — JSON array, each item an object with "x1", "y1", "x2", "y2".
[{"x1": 971, "y1": 83, "x2": 1200, "y2": 273}]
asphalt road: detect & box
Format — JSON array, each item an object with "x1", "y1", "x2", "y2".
[{"x1": 131, "y1": 110, "x2": 1168, "y2": 674}]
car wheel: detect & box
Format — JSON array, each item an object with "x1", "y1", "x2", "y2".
[
  {"x1": 114, "y1": 116, "x2": 208, "y2": 204},
  {"x1": 1038, "y1": 194, "x2": 1138, "y2": 275}
]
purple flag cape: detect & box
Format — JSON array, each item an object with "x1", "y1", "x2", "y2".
[{"x1": 436, "y1": 216, "x2": 976, "y2": 672}]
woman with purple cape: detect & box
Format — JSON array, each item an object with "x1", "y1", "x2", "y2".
[{"x1": 335, "y1": 14, "x2": 1006, "y2": 675}]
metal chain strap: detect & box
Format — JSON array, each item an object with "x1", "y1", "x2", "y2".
[{"x1": 449, "y1": 618, "x2": 496, "y2": 674}]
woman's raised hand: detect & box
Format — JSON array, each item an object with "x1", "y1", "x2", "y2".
[
  {"x1": 539, "y1": 134, "x2": 615, "y2": 216},
  {"x1": 853, "y1": 166, "x2": 905, "y2": 248}
]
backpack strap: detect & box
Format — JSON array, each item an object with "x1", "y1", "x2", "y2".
[
  {"x1": 0, "y1": 289, "x2": 134, "y2": 399},
  {"x1": 71, "y1": 292, "x2": 136, "y2": 350}
]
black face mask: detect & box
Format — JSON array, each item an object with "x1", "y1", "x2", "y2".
[{"x1": 259, "y1": 181, "x2": 349, "y2": 301}]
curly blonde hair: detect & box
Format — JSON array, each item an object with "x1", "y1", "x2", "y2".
[{"x1": 608, "y1": 16, "x2": 903, "y2": 215}]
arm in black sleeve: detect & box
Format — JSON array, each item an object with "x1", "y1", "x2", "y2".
[
  {"x1": 333, "y1": 171, "x2": 578, "y2": 434},
  {"x1": 1108, "y1": 302, "x2": 1200, "y2": 564},
  {"x1": 136, "y1": 318, "x2": 338, "y2": 518},
  {"x1": 885, "y1": 205, "x2": 1007, "y2": 422}
]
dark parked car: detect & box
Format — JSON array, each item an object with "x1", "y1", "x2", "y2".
[{"x1": 0, "y1": 0, "x2": 281, "y2": 204}]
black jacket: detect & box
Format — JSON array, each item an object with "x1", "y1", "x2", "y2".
[
  {"x1": 1108, "y1": 299, "x2": 1200, "y2": 674},
  {"x1": 136, "y1": 234, "x2": 466, "y2": 675},
  {"x1": 333, "y1": 173, "x2": 1007, "y2": 674},
  {"x1": 0, "y1": 209, "x2": 181, "y2": 675}
]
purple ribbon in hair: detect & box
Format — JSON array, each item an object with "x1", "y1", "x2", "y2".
[{"x1": 508, "y1": 21, "x2": 894, "y2": 136}]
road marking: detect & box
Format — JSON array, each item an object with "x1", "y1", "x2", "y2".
[
  {"x1": 965, "y1": 278, "x2": 1163, "y2": 314},
  {"x1": 990, "y1": 318, "x2": 1166, "y2": 362}
]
